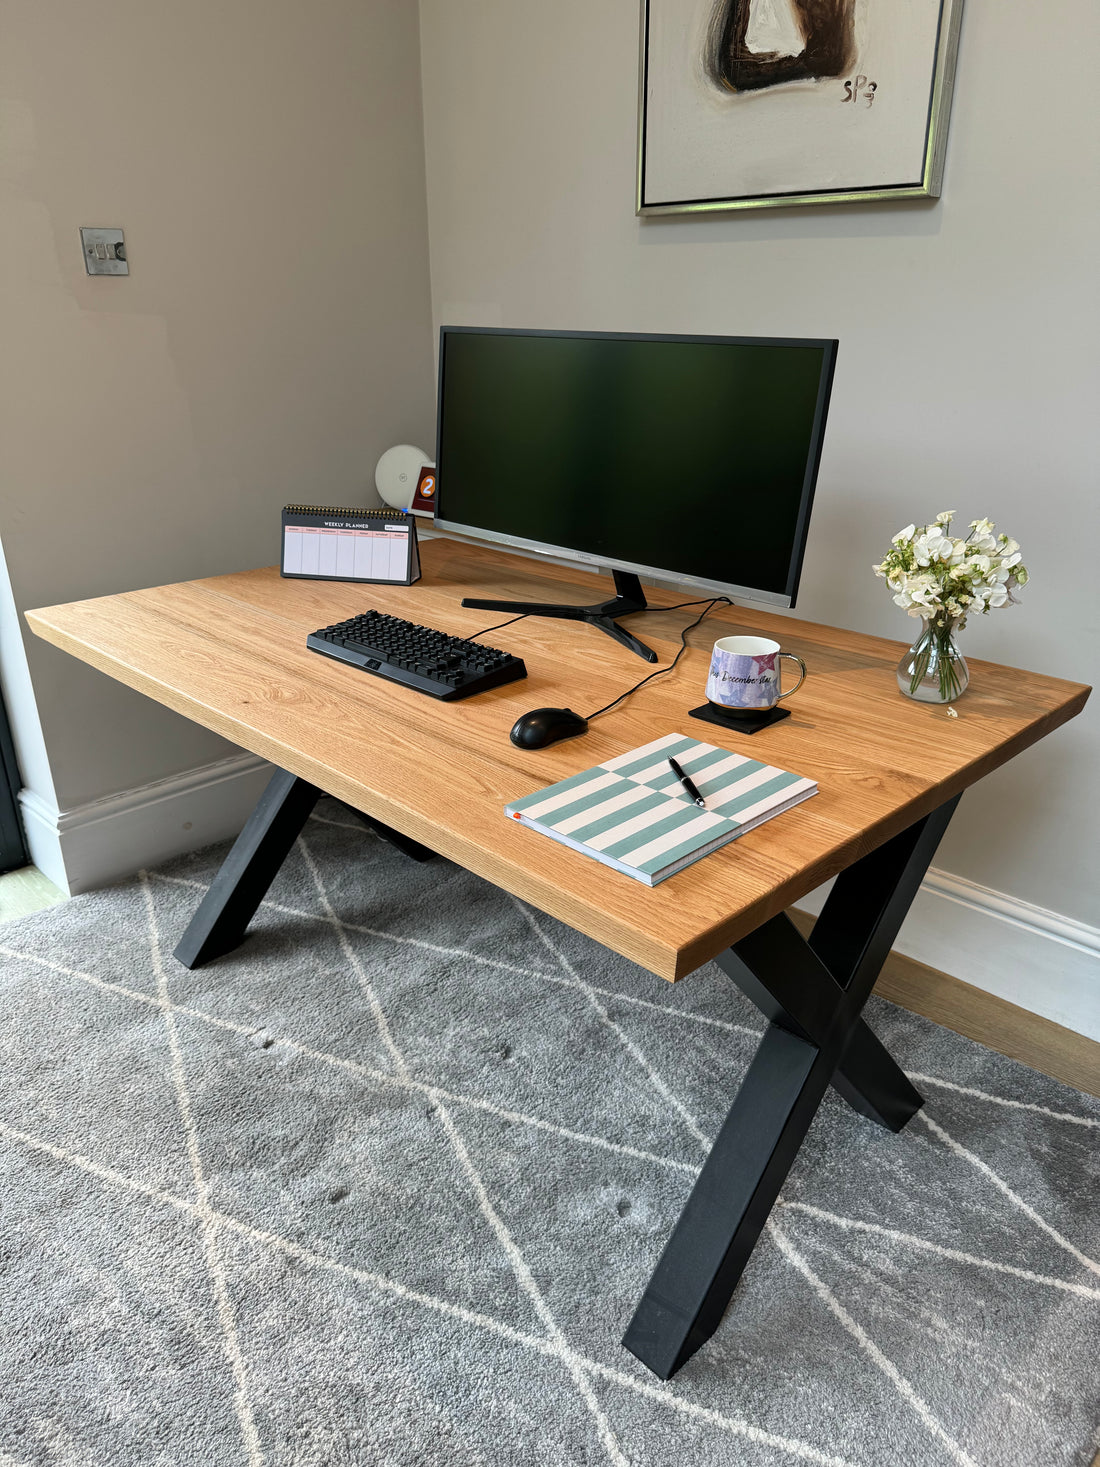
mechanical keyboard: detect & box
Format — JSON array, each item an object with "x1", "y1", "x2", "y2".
[{"x1": 306, "y1": 609, "x2": 527, "y2": 700}]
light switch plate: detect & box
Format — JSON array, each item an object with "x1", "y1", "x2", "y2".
[{"x1": 80, "y1": 227, "x2": 128, "y2": 276}]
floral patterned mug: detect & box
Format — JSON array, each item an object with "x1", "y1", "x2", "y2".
[{"x1": 705, "y1": 635, "x2": 806, "y2": 711}]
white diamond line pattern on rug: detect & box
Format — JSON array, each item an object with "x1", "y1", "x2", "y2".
[
  {"x1": 4, "y1": 820, "x2": 1097, "y2": 1465},
  {"x1": 0, "y1": 941, "x2": 705, "y2": 1178},
  {"x1": 0, "y1": 1116, "x2": 199, "y2": 1218},
  {"x1": 577, "y1": 1362, "x2": 863, "y2": 1467},
  {"x1": 0, "y1": 1116, "x2": 552, "y2": 1355},
  {"x1": 512, "y1": 897, "x2": 986, "y2": 1467},
  {"x1": 161, "y1": 861, "x2": 1100, "y2": 1139},
  {"x1": 916, "y1": 1111, "x2": 1100, "y2": 1278},
  {"x1": 515, "y1": 895, "x2": 973, "y2": 1463},
  {"x1": 778, "y1": 1201, "x2": 1100, "y2": 1301},
  {"x1": 907, "y1": 1073, "x2": 1100, "y2": 1128},
  {"x1": 0, "y1": 1113, "x2": 869, "y2": 1467},
  {"x1": 430, "y1": 1101, "x2": 631, "y2": 1467},
  {"x1": 147, "y1": 870, "x2": 1100, "y2": 1126},
  {"x1": 0, "y1": 943, "x2": 158, "y2": 1011},
  {"x1": 585, "y1": 988, "x2": 761, "y2": 1039},
  {"x1": 154, "y1": 863, "x2": 1100, "y2": 1133},
  {"x1": 6, "y1": 935, "x2": 1095, "y2": 1317},
  {"x1": 508, "y1": 897, "x2": 987, "y2": 1466},
  {"x1": 139, "y1": 874, "x2": 265, "y2": 1467},
  {"x1": 766, "y1": 1220, "x2": 981, "y2": 1467},
  {"x1": 510, "y1": 896, "x2": 713, "y2": 1153},
  {"x1": 5, "y1": 808, "x2": 1098, "y2": 1465},
  {"x1": 153, "y1": 870, "x2": 562, "y2": 984},
  {"x1": 293, "y1": 834, "x2": 631, "y2": 1467},
  {"x1": 156, "y1": 868, "x2": 766, "y2": 1040},
  {"x1": 488, "y1": 894, "x2": 1072, "y2": 1467},
  {"x1": 520, "y1": 870, "x2": 996, "y2": 1467}
]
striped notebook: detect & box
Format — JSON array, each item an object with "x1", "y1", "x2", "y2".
[{"x1": 504, "y1": 732, "x2": 817, "y2": 887}]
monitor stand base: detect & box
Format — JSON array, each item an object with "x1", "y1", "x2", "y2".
[{"x1": 462, "y1": 569, "x2": 658, "y2": 663}]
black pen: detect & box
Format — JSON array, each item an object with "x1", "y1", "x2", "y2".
[{"x1": 668, "y1": 756, "x2": 706, "y2": 809}]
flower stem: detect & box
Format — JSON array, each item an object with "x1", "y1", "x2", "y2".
[
  {"x1": 909, "y1": 642, "x2": 932, "y2": 696},
  {"x1": 908, "y1": 619, "x2": 964, "y2": 702}
]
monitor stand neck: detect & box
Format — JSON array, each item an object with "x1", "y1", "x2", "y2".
[{"x1": 461, "y1": 568, "x2": 658, "y2": 663}]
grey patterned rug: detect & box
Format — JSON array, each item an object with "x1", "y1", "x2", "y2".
[{"x1": 0, "y1": 799, "x2": 1097, "y2": 1467}]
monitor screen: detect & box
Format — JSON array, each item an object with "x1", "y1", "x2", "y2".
[{"x1": 434, "y1": 327, "x2": 836, "y2": 606}]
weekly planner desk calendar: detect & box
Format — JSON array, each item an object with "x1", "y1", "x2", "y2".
[{"x1": 25, "y1": 537, "x2": 1089, "y2": 1380}]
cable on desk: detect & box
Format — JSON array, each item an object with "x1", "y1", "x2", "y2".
[
  {"x1": 468, "y1": 597, "x2": 732, "y2": 718},
  {"x1": 468, "y1": 613, "x2": 530, "y2": 640},
  {"x1": 582, "y1": 597, "x2": 734, "y2": 722}
]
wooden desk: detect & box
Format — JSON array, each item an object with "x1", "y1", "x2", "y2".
[{"x1": 26, "y1": 537, "x2": 1089, "y2": 1378}]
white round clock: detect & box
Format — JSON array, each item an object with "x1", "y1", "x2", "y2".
[{"x1": 375, "y1": 444, "x2": 432, "y2": 510}]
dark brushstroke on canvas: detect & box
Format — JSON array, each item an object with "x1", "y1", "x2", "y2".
[{"x1": 706, "y1": 0, "x2": 857, "y2": 92}]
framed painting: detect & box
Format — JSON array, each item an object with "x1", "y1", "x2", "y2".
[{"x1": 637, "y1": 0, "x2": 965, "y2": 214}]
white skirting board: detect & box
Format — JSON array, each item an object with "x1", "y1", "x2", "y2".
[
  {"x1": 16, "y1": 756, "x2": 1100, "y2": 1042},
  {"x1": 795, "y1": 872, "x2": 1100, "y2": 1043},
  {"x1": 18, "y1": 754, "x2": 276, "y2": 898}
]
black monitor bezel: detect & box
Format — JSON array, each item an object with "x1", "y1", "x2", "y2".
[{"x1": 434, "y1": 325, "x2": 837, "y2": 608}]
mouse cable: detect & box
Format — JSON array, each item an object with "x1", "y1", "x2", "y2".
[
  {"x1": 468, "y1": 596, "x2": 732, "y2": 715},
  {"x1": 472, "y1": 596, "x2": 729, "y2": 650},
  {"x1": 583, "y1": 597, "x2": 734, "y2": 722}
]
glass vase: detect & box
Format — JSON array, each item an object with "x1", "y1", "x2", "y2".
[{"x1": 896, "y1": 616, "x2": 969, "y2": 704}]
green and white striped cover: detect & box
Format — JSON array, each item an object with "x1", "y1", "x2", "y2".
[{"x1": 504, "y1": 732, "x2": 816, "y2": 886}]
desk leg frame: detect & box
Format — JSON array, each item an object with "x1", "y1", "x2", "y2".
[
  {"x1": 336, "y1": 803, "x2": 437, "y2": 863},
  {"x1": 173, "y1": 767, "x2": 434, "y2": 970},
  {"x1": 622, "y1": 795, "x2": 961, "y2": 1380}
]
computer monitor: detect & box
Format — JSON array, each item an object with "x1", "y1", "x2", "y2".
[{"x1": 435, "y1": 326, "x2": 837, "y2": 660}]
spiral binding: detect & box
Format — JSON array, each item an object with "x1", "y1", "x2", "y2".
[{"x1": 283, "y1": 504, "x2": 403, "y2": 518}]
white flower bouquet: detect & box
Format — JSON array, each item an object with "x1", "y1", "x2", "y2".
[{"x1": 873, "y1": 512, "x2": 1029, "y2": 702}]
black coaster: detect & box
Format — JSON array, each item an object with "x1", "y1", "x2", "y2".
[{"x1": 688, "y1": 702, "x2": 791, "y2": 735}]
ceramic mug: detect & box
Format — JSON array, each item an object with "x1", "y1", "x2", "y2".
[{"x1": 705, "y1": 635, "x2": 806, "y2": 711}]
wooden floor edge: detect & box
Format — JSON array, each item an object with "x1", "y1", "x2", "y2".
[{"x1": 787, "y1": 909, "x2": 1100, "y2": 1099}]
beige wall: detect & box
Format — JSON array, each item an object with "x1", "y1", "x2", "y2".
[
  {"x1": 0, "y1": 0, "x2": 435, "y2": 812},
  {"x1": 419, "y1": 0, "x2": 1099, "y2": 931}
]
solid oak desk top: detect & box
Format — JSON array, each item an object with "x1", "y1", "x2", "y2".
[{"x1": 26, "y1": 537, "x2": 1089, "y2": 982}]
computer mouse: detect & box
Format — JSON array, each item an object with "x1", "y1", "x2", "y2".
[{"x1": 509, "y1": 707, "x2": 589, "y2": 750}]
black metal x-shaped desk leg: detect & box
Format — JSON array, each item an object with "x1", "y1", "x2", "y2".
[
  {"x1": 172, "y1": 768, "x2": 436, "y2": 970},
  {"x1": 623, "y1": 794, "x2": 961, "y2": 1380}
]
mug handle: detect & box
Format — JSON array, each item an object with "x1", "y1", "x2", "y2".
[{"x1": 776, "y1": 652, "x2": 806, "y2": 700}]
